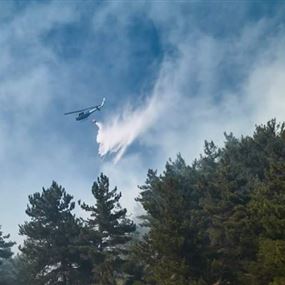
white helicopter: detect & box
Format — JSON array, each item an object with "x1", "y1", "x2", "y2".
[{"x1": 64, "y1": 98, "x2": 105, "y2": 121}]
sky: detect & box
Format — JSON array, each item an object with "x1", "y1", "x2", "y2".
[{"x1": 1, "y1": 0, "x2": 285, "y2": 247}]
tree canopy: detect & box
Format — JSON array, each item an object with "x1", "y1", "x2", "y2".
[
  {"x1": 80, "y1": 173, "x2": 136, "y2": 284},
  {"x1": 136, "y1": 119, "x2": 285, "y2": 285},
  {"x1": 0, "y1": 226, "x2": 14, "y2": 265},
  {"x1": 1, "y1": 119, "x2": 285, "y2": 285},
  {"x1": 19, "y1": 181, "x2": 85, "y2": 285}
]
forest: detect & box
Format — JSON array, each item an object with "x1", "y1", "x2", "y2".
[{"x1": 0, "y1": 119, "x2": 285, "y2": 285}]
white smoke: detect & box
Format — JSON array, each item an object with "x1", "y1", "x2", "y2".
[
  {"x1": 95, "y1": 94, "x2": 160, "y2": 163},
  {"x1": 94, "y1": 56, "x2": 182, "y2": 163}
]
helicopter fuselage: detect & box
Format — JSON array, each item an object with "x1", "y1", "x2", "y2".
[
  {"x1": 75, "y1": 108, "x2": 98, "y2": 120},
  {"x1": 76, "y1": 112, "x2": 90, "y2": 121},
  {"x1": 64, "y1": 99, "x2": 104, "y2": 121}
]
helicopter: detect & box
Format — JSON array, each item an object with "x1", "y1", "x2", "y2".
[{"x1": 64, "y1": 98, "x2": 105, "y2": 121}]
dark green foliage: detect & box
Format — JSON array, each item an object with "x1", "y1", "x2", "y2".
[
  {"x1": 248, "y1": 160, "x2": 285, "y2": 285},
  {"x1": 0, "y1": 253, "x2": 39, "y2": 285},
  {"x1": 19, "y1": 181, "x2": 88, "y2": 285},
  {"x1": 136, "y1": 155, "x2": 210, "y2": 285},
  {"x1": 0, "y1": 226, "x2": 14, "y2": 265},
  {"x1": 136, "y1": 120, "x2": 285, "y2": 285},
  {"x1": 80, "y1": 173, "x2": 136, "y2": 284},
  {"x1": 2, "y1": 119, "x2": 285, "y2": 284},
  {"x1": 122, "y1": 232, "x2": 154, "y2": 285},
  {"x1": 0, "y1": 227, "x2": 15, "y2": 285},
  {"x1": 0, "y1": 259, "x2": 17, "y2": 285}
]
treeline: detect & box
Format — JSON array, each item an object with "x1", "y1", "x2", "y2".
[{"x1": 1, "y1": 119, "x2": 285, "y2": 285}]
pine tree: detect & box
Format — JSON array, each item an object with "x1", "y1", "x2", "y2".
[
  {"x1": 80, "y1": 173, "x2": 136, "y2": 285},
  {"x1": 134, "y1": 120, "x2": 285, "y2": 285},
  {"x1": 200, "y1": 121, "x2": 285, "y2": 284},
  {"x1": 0, "y1": 253, "x2": 37, "y2": 285},
  {"x1": 121, "y1": 234, "x2": 151, "y2": 285},
  {"x1": 136, "y1": 155, "x2": 209, "y2": 285},
  {"x1": 199, "y1": 136, "x2": 257, "y2": 283},
  {"x1": 0, "y1": 229, "x2": 16, "y2": 285},
  {"x1": 249, "y1": 160, "x2": 285, "y2": 285},
  {"x1": 19, "y1": 181, "x2": 88, "y2": 285},
  {"x1": 0, "y1": 226, "x2": 15, "y2": 266}
]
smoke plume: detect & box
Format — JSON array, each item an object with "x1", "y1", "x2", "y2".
[{"x1": 95, "y1": 95, "x2": 159, "y2": 163}]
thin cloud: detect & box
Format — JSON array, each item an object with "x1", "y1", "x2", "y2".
[{"x1": 97, "y1": 16, "x2": 285, "y2": 164}]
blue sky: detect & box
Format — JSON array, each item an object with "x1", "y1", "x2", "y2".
[{"x1": 1, "y1": 1, "x2": 285, "y2": 247}]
